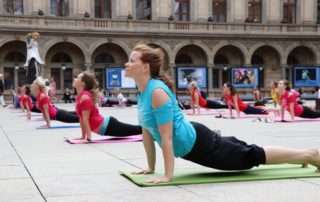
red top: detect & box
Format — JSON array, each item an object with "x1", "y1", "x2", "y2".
[
  {"x1": 36, "y1": 92, "x2": 57, "y2": 119},
  {"x1": 76, "y1": 90, "x2": 104, "y2": 132},
  {"x1": 191, "y1": 88, "x2": 207, "y2": 107},
  {"x1": 20, "y1": 95, "x2": 33, "y2": 109},
  {"x1": 280, "y1": 90, "x2": 303, "y2": 116},
  {"x1": 224, "y1": 94, "x2": 248, "y2": 111}
]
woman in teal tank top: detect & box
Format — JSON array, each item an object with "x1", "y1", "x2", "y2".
[{"x1": 125, "y1": 44, "x2": 320, "y2": 184}]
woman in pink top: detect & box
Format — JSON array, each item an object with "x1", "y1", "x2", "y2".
[
  {"x1": 223, "y1": 82, "x2": 268, "y2": 118},
  {"x1": 20, "y1": 85, "x2": 34, "y2": 120},
  {"x1": 73, "y1": 71, "x2": 142, "y2": 142},
  {"x1": 279, "y1": 80, "x2": 320, "y2": 121},
  {"x1": 32, "y1": 77, "x2": 79, "y2": 128}
]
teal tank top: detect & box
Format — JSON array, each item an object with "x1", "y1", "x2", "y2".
[{"x1": 137, "y1": 79, "x2": 196, "y2": 157}]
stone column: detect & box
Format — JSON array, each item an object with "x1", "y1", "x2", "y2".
[
  {"x1": 231, "y1": 0, "x2": 246, "y2": 23},
  {"x1": 281, "y1": 64, "x2": 286, "y2": 79},
  {"x1": 115, "y1": 0, "x2": 133, "y2": 19},
  {"x1": 73, "y1": 0, "x2": 91, "y2": 17},
  {"x1": 194, "y1": 0, "x2": 209, "y2": 22},
  {"x1": 207, "y1": 64, "x2": 213, "y2": 95},
  {"x1": 300, "y1": 0, "x2": 316, "y2": 24},
  {"x1": 153, "y1": 0, "x2": 172, "y2": 20},
  {"x1": 266, "y1": 0, "x2": 281, "y2": 23}
]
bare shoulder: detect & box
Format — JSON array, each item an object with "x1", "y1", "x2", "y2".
[
  {"x1": 80, "y1": 94, "x2": 91, "y2": 102},
  {"x1": 39, "y1": 94, "x2": 46, "y2": 99},
  {"x1": 152, "y1": 88, "x2": 170, "y2": 108}
]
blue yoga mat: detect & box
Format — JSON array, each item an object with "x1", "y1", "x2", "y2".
[{"x1": 37, "y1": 125, "x2": 80, "y2": 129}]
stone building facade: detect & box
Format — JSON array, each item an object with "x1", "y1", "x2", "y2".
[{"x1": 0, "y1": 0, "x2": 320, "y2": 96}]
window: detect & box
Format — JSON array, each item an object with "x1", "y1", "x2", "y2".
[
  {"x1": 174, "y1": 0, "x2": 190, "y2": 21},
  {"x1": 63, "y1": 68, "x2": 73, "y2": 89},
  {"x1": 51, "y1": 0, "x2": 69, "y2": 17},
  {"x1": 17, "y1": 68, "x2": 27, "y2": 87},
  {"x1": 4, "y1": 68, "x2": 15, "y2": 90},
  {"x1": 136, "y1": 0, "x2": 152, "y2": 20},
  {"x1": 95, "y1": 53, "x2": 114, "y2": 64},
  {"x1": 247, "y1": 0, "x2": 261, "y2": 23},
  {"x1": 51, "y1": 68, "x2": 61, "y2": 90},
  {"x1": 283, "y1": 0, "x2": 296, "y2": 24},
  {"x1": 94, "y1": 68, "x2": 104, "y2": 89},
  {"x1": 175, "y1": 54, "x2": 193, "y2": 64},
  {"x1": 212, "y1": 0, "x2": 226, "y2": 22},
  {"x1": 95, "y1": 0, "x2": 112, "y2": 18},
  {"x1": 317, "y1": 0, "x2": 320, "y2": 23},
  {"x1": 3, "y1": 0, "x2": 23, "y2": 15},
  {"x1": 212, "y1": 69, "x2": 220, "y2": 88},
  {"x1": 51, "y1": 52, "x2": 72, "y2": 63}
]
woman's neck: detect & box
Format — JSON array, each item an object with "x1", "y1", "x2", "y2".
[
  {"x1": 76, "y1": 87, "x2": 85, "y2": 95},
  {"x1": 135, "y1": 75, "x2": 151, "y2": 92}
]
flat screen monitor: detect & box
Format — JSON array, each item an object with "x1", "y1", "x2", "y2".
[
  {"x1": 232, "y1": 67, "x2": 259, "y2": 88},
  {"x1": 105, "y1": 67, "x2": 136, "y2": 89},
  {"x1": 176, "y1": 67, "x2": 208, "y2": 89},
  {"x1": 294, "y1": 66, "x2": 319, "y2": 87}
]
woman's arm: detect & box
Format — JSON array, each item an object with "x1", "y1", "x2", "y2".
[
  {"x1": 280, "y1": 99, "x2": 285, "y2": 121},
  {"x1": 25, "y1": 105, "x2": 31, "y2": 120},
  {"x1": 79, "y1": 118, "x2": 86, "y2": 139},
  {"x1": 81, "y1": 110, "x2": 91, "y2": 140},
  {"x1": 232, "y1": 95, "x2": 240, "y2": 118},
  {"x1": 20, "y1": 100, "x2": 25, "y2": 112},
  {"x1": 153, "y1": 121, "x2": 174, "y2": 182},
  {"x1": 148, "y1": 89, "x2": 174, "y2": 183},
  {"x1": 224, "y1": 97, "x2": 233, "y2": 117},
  {"x1": 42, "y1": 104, "x2": 51, "y2": 128},
  {"x1": 193, "y1": 91, "x2": 200, "y2": 114},
  {"x1": 288, "y1": 102, "x2": 295, "y2": 121}
]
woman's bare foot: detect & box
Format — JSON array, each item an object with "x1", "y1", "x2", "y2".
[{"x1": 309, "y1": 149, "x2": 320, "y2": 172}]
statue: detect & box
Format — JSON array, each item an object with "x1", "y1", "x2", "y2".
[{"x1": 24, "y1": 32, "x2": 44, "y2": 84}]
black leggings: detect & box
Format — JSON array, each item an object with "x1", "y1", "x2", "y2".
[
  {"x1": 206, "y1": 100, "x2": 228, "y2": 109},
  {"x1": 243, "y1": 105, "x2": 268, "y2": 115},
  {"x1": 104, "y1": 117, "x2": 142, "y2": 137},
  {"x1": 31, "y1": 106, "x2": 41, "y2": 113},
  {"x1": 299, "y1": 106, "x2": 320, "y2": 119},
  {"x1": 182, "y1": 122, "x2": 266, "y2": 170},
  {"x1": 54, "y1": 109, "x2": 79, "y2": 123}
]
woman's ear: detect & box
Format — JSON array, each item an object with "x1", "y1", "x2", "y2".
[{"x1": 143, "y1": 63, "x2": 150, "y2": 74}]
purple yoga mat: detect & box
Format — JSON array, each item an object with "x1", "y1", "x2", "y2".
[
  {"x1": 274, "y1": 119, "x2": 320, "y2": 123},
  {"x1": 65, "y1": 135, "x2": 143, "y2": 144}
]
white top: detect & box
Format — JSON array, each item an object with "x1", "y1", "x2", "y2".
[
  {"x1": 117, "y1": 93, "x2": 127, "y2": 104},
  {"x1": 24, "y1": 38, "x2": 44, "y2": 66},
  {"x1": 318, "y1": 89, "x2": 320, "y2": 99}
]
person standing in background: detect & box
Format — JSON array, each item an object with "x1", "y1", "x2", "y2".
[
  {"x1": 24, "y1": 32, "x2": 44, "y2": 84},
  {"x1": 0, "y1": 74, "x2": 6, "y2": 107}
]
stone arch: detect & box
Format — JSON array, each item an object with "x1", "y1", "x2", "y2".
[
  {"x1": 285, "y1": 43, "x2": 318, "y2": 65},
  {"x1": 248, "y1": 42, "x2": 284, "y2": 63},
  {"x1": 89, "y1": 39, "x2": 130, "y2": 60},
  {"x1": 173, "y1": 41, "x2": 211, "y2": 65},
  {"x1": 213, "y1": 41, "x2": 248, "y2": 64},
  {"x1": 42, "y1": 38, "x2": 88, "y2": 64}
]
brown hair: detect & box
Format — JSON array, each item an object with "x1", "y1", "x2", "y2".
[
  {"x1": 81, "y1": 71, "x2": 99, "y2": 103},
  {"x1": 133, "y1": 44, "x2": 174, "y2": 91},
  {"x1": 224, "y1": 82, "x2": 237, "y2": 96},
  {"x1": 280, "y1": 79, "x2": 291, "y2": 91}
]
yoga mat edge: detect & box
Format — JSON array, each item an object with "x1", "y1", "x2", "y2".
[{"x1": 120, "y1": 164, "x2": 320, "y2": 187}]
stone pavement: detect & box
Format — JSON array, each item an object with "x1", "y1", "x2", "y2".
[{"x1": 0, "y1": 104, "x2": 320, "y2": 202}]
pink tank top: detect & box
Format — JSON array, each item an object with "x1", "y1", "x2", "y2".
[
  {"x1": 37, "y1": 93, "x2": 57, "y2": 119},
  {"x1": 280, "y1": 90, "x2": 303, "y2": 116},
  {"x1": 76, "y1": 90, "x2": 104, "y2": 131}
]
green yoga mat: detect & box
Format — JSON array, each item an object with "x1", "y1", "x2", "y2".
[{"x1": 120, "y1": 164, "x2": 320, "y2": 187}]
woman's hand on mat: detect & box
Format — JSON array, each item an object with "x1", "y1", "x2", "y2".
[
  {"x1": 146, "y1": 176, "x2": 171, "y2": 184},
  {"x1": 39, "y1": 124, "x2": 50, "y2": 129},
  {"x1": 131, "y1": 169, "x2": 154, "y2": 175}
]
